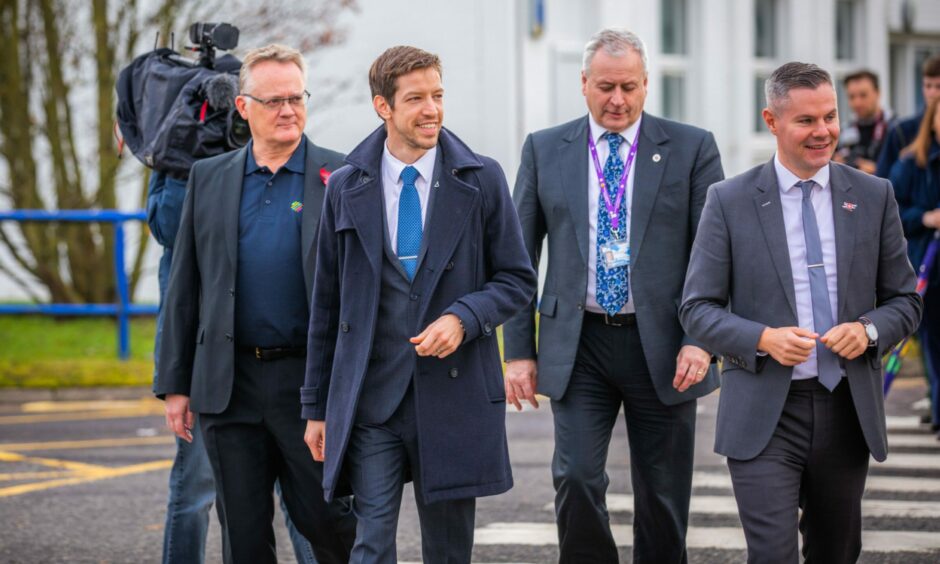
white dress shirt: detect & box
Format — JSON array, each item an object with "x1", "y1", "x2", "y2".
[
  {"x1": 774, "y1": 154, "x2": 840, "y2": 381},
  {"x1": 381, "y1": 143, "x2": 437, "y2": 250},
  {"x1": 585, "y1": 114, "x2": 641, "y2": 315}
]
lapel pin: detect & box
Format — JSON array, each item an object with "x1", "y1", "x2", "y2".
[
  {"x1": 652, "y1": 153, "x2": 661, "y2": 163},
  {"x1": 434, "y1": 180, "x2": 440, "y2": 188},
  {"x1": 761, "y1": 201, "x2": 772, "y2": 207},
  {"x1": 842, "y1": 201, "x2": 857, "y2": 212},
  {"x1": 290, "y1": 201, "x2": 303, "y2": 213}
]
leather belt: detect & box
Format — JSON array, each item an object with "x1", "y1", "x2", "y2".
[
  {"x1": 584, "y1": 311, "x2": 637, "y2": 327},
  {"x1": 237, "y1": 345, "x2": 307, "y2": 361}
]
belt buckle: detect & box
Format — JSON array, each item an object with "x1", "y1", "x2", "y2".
[
  {"x1": 255, "y1": 347, "x2": 262, "y2": 360},
  {"x1": 604, "y1": 313, "x2": 623, "y2": 327}
]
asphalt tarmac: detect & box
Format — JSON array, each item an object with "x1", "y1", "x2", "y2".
[{"x1": 1, "y1": 374, "x2": 938, "y2": 563}]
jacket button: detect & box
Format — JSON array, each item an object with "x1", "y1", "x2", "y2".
[
  {"x1": 224, "y1": 333, "x2": 233, "y2": 341},
  {"x1": 449, "y1": 368, "x2": 458, "y2": 378},
  {"x1": 483, "y1": 323, "x2": 493, "y2": 335},
  {"x1": 451, "y1": 168, "x2": 458, "y2": 175},
  {"x1": 577, "y1": 303, "x2": 584, "y2": 311},
  {"x1": 445, "y1": 261, "x2": 455, "y2": 271},
  {"x1": 410, "y1": 293, "x2": 419, "y2": 301},
  {"x1": 228, "y1": 288, "x2": 235, "y2": 296},
  {"x1": 340, "y1": 322, "x2": 349, "y2": 333}
]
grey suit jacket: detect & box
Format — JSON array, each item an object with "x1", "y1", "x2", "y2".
[
  {"x1": 679, "y1": 160, "x2": 922, "y2": 461},
  {"x1": 503, "y1": 113, "x2": 725, "y2": 405},
  {"x1": 155, "y1": 139, "x2": 345, "y2": 414}
]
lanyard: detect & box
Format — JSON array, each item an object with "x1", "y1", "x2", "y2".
[{"x1": 588, "y1": 128, "x2": 641, "y2": 234}]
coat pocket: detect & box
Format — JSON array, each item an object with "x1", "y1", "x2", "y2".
[{"x1": 538, "y1": 294, "x2": 558, "y2": 318}]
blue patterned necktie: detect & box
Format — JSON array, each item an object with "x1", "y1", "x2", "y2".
[
  {"x1": 397, "y1": 165, "x2": 422, "y2": 280},
  {"x1": 798, "y1": 181, "x2": 841, "y2": 391},
  {"x1": 595, "y1": 132, "x2": 629, "y2": 315}
]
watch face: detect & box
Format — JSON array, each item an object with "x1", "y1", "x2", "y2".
[{"x1": 865, "y1": 322, "x2": 878, "y2": 342}]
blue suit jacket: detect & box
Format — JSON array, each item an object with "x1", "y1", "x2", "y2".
[{"x1": 302, "y1": 126, "x2": 537, "y2": 503}]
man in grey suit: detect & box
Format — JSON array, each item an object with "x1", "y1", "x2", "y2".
[
  {"x1": 503, "y1": 28, "x2": 724, "y2": 563},
  {"x1": 680, "y1": 62, "x2": 922, "y2": 563},
  {"x1": 157, "y1": 44, "x2": 355, "y2": 563}
]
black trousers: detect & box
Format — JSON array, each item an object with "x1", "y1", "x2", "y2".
[
  {"x1": 551, "y1": 315, "x2": 697, "y2": 564},
  {"x1": 199, "y1": 350, "x2": 356, "y2": 564},
  {"x1": 727, "y1": 378, "x2": 870, "y2": 564}
]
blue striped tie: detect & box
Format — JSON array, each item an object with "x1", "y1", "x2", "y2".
[
  {"x1": 799, "y1": 181, "x2": 841, "y2": 391},
  {"x1": 397, "y1": 165, "x2": 422, "y2": 280}
]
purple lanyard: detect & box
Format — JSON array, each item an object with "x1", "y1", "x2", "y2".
[{"x1": 588, "y1": 128, "x2": 640, "y2": 234}]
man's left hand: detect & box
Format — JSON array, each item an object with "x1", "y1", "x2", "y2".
[
  {"x1": 820, "y1": 322, "x2": 869, "y2": 360},
  {"x1": 411, "y1": 314, "x2": 465, "y2": 359},
  {"x1": 673, "y1": 345, "x2": 712, "y2": 392}
]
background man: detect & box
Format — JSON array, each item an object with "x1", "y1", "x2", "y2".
[
  {"x1": 834, "y1": 70, "x2": 893, "y2": 175},
  {"x1": 502, "y1": 28, "x2": 724, "y2": 563},
  {"x1": 156, "y1": 44, "x2": 355, "y2": 563},
  {"x1": 303, "y1": 45, "x2": 536, "y2": 563},
  {"x1": 681, "y1": 62, "x2": 922, "y2": 563},
  {"x1": 876, "y1": 54, "x2": 940, "y2": 178}
]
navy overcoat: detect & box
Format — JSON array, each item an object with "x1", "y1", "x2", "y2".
[{"x1": 301, "y1": 126, "x2": 537, "y2": 503}]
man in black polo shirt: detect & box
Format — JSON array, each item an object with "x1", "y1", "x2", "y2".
[{"x1": 156, "y1": 44, "x2": 355, "y2": 564}]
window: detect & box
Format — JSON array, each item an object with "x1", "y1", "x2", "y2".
[
  {"x1": 754, "y1": 0, "x2": 778, "y2": 59},
  {"x1": 835, "y1": 0, "x2": 857, "y2": 61},
  {"x1": 754, "y1": 75, "x2": 769, "y2": 133},
  {"x1": 662, "y1": 74, "x2": 686, "y2": 122},
  {"x1": 662, "y1": 0, "x2": 688, "y2": 55}
]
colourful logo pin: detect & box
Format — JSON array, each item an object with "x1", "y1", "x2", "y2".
[{"x1": 291, "y1": 201, "x2": 303, "y2": 212}]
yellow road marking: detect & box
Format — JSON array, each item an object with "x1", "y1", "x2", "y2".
[
  {"x1": 0, "y1": 451, "x2": 109, "y2": 473},
  {"x1": 0, "y1": 459, "x2": 172, "y2": 498},
  {"x1": 0, "y1": 471, "x2": 74, "y2": 481},
  {"x1": 0, "y1": 405, "x2": 164, "y2": 425},
  {"x1": 0, "y1": 435, "x2": 173, "y2": 452},
  {"x1": 20, "y1": 399, "x2": 161, "y2": 413}
]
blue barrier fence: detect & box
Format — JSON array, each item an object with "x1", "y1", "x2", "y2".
[{"x1": 0, "y1": 209, "x2": 159, "y2": 360}]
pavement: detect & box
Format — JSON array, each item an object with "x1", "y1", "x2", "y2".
[{"x1": 1, "y1": 375, "x2": 939, "y2": 563}]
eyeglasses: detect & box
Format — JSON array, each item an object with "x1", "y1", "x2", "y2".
[{"x1": 242, "y1": 90, "x2": 310, "y2": 111}]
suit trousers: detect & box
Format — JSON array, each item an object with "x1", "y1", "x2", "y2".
[
  {"x1": 345, "y1": 386, "x2": 476, "y2": 564},
  {"x1": 199, "y1": 350, "x2": 356, "y2": 564},
  {"x1": 551, "y1": 314, "x2": 696, "y2": 564},
  {"x1": 727, "y1": 378, "x2": 869, "y2": 564}
]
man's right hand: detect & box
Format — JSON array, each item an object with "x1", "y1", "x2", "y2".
[
  {"x1": 505, "y1": 359, "x2": 539, "y2": 411},
  {"x1": 757, "y1": 327, "x2": 817, "y2": 366},
  {"x1": 305, "y1": 420, "x2": 326, "y2": 462},
  {"x1": 165, "y1": 394, "x2": 194, "y2": 443}
]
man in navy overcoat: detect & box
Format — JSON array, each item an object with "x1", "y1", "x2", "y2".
[{"x1": 302, "y1": 45, "x2": 536, "y2": 563}]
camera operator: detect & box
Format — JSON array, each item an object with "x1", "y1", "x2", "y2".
[{"x1": 834, "y1": 70, "x2": 893, "y2": 175}]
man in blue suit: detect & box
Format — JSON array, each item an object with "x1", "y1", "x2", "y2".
[{"x1": 302, "y1": 46, "x2": 536, "y2": 563}]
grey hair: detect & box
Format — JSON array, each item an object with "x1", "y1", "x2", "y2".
[
  {"x1": 239, "y1": 44, "x2": 308, "y2": 94},
  {"x1": 582, "y1": 28, "x2": 648, "y2": 76},
  {"x1": 764, "y1": 62, "x2": 833, "y2": 112}
]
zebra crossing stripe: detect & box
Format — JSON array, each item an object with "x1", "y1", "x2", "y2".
[
  {"x1": 474, "y1": 523, "x2": 940, "y2": 552},
  {"x1": 888, "y1": 433, "x2": 940, "y2": 448},
  {"x1": 692, "y1": 470, "x2": 940, "y2": 493},
  {"x1": 872, "y1": 453, "x2": 940, "y2": 470},
  {"x1": 886, "y1": 415, "x2": 924, "y2": 431}
]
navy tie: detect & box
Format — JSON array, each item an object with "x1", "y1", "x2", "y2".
[
  {"x1": 397, "y1": 165, "x2": 422, "y2": 280},
  {"x1": 799, "y1": 181, "x2": 841, "y2": 391},
  {"x1": 595, "y1": 132, "x2": 629, "y2": 315}
]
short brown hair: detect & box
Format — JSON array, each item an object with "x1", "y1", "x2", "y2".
[
  {"x1": 843, "y1": 69, "x2": 879, "y2": 91},
  {"x1": 924, "y1": 55, "x2": 940, "y2": 78},
  {"x1": 368, "y1": 46, "x2": 442, "y2": 107},
  {"x1": 239, "y1": 44, "x2": 307, "y2": 93}
]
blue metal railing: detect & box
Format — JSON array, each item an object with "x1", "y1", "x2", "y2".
[{"x1": 0, "y1": 209, "x2": 159, "y2": 360}]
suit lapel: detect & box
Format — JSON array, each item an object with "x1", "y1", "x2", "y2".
[
  {"x1": 558, "y1": 117, "x2": 590, "y2": 267},
  {"x1": 302, "y1": 141, "x2": 328, "y2": 293},
  {"x1": 630, "y1": 114, "x2": 669, "y2": 268},
  {"x1": 754, "y1": 161, "x2": 799, "y2": 320},
  {"x1": 345, "y1": 172, "x2": 385, "y2": 277},
  {"x1": 830, "y1": 165, "x2": 857, "y2": 321},
  {"x1": 221, "y1": 149, "x2": 247, "y2": 273},
  {"x1": 420, "y1": 167, "x2": 477, "y2": 280}
]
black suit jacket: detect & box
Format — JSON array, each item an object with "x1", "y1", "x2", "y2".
[{"x1": 155, "y1": 139, "x2": 344, "y2": 413}]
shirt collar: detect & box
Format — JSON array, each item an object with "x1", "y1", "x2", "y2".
[
  {"x1": 382, "y1": 142, "x2": 437, "y2": 185},
  {"x1": 588, "y1": 113, "x2": 642, "y2": 148},
  {"x1": 774, "y1": 153, "x2": 831, "y2": 195},
  {"x1": 244, "y1": 135, "x2": 308, "y2": 175}
]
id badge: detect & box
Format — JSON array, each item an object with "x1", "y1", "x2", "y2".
[{"x1": 601, "y1": 240, "x2": 630, "y2": 269}]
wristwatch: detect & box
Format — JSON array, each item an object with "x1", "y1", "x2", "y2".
[{"x1": 858, "y1": 317, "x2": 878, "y2": 347}]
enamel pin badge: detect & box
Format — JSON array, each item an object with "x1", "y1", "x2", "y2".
[{"x1": 842, "y1": 201, "x2": 857, "y2": 212}]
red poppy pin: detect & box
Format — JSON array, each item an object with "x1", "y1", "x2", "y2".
[
  {"x1": 320, "y1": 167, "x2": 331, "y2": 186},
  {"x1": 841, "y1": 201, "x2": 857, "y2": 212}
]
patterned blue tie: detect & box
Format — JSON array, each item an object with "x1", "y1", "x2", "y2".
[
  {"x1": 596, "y1": 132, "x2": 629, "y2": 315},
  {"x1": 397, "y1": 165, "x2": 422, "y2": 280},
  {"x1": 799, "y1": 181, "x2": 841, "y2": 391}
]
